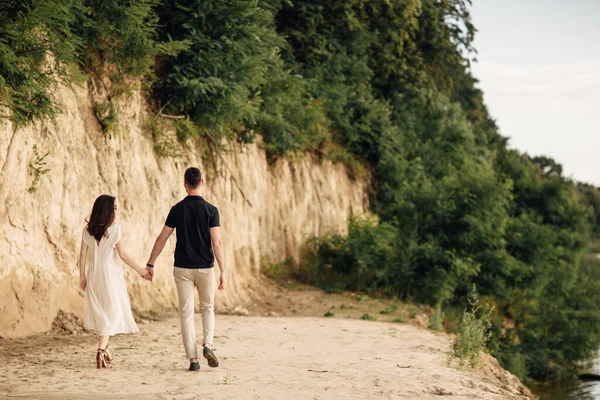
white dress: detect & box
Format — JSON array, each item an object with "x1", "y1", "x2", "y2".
[{"x1": 82, "y1": 224, "x2": 139, "y2": 336}]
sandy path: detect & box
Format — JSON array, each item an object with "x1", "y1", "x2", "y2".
[{"x1": 0, "y1": 316, "x2": 532, "y2": 399}]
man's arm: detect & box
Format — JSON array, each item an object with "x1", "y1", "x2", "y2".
[
  {"x1": 210, "y1": 226, "x2": 226, "y2": 290},
  {"x1": 146, "y1": 225, "x2": 174, "y2": 281}
]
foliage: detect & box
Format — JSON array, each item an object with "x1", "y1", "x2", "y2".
[
  {"x1": 380, "y1": 304, "x2": 398, "y2": 315},
  {"x1": 153, "y1": 0, "x2": 283, "y2": 137},
  {"x1": 303, "y1": 217, "x2": 396, "y2": 293},
  {"x1": 145, "y1": 114, "x2": 182, "y2": 158},
  {"x1": 93, "y1": 100, "x2": 118, "y2": 132},
  {"x1": 428, "y1": 302, "x2": 444, "y2": 331},
  {"x1": 0, "y1": 0, "x2": 163, "y2": 127},
  {"x1": 515, "y1": 252, "x2": 600, "y2": 381},
  {"x1": 408, "y1": 306, "x2": 419, "y2": 319},
  {"x1": 27, "y1": 144, "x2": 50, "y2": 193},
  {"x1": 577, "y1": 182, "x2": 600, "y2": 235},
  {"x1": 449, "y1": 286, "x2": 493, "y2": 368},
  {"x1": 73, "y1": 0, "x2": 160, "y2": 78},
  {"x1": 0, "y1": 0, "x2": 82, "y2": 127},
  {"x1": 361, "y1": 313, "x2": 374, "y2": 321},
  {"x1": 173, "y1": 117, "x2": 198, "y2": 142},
  {"x1": 250, "y1": 64, "x2": 330, "y2": 159},
  {"x1": 281, "y1": 0, "x2": 598, "y2": 382},
  {"x1": 274, "y1": 0, "x2": 407, "y2": 164},
  {"x1": 262, "y1": 258, "x2": 295, "y2": 282}
]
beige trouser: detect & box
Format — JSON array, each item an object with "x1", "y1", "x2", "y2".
[{"x1": 173, "y1": 267, "x2": 216, "y2": 359}]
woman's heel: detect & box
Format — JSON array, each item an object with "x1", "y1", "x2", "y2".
[
  {"x1": 96, "y1": 349, "x2": 108, "y2": 369},
  {"x1": 104, "y1": 345, "x2": 113, "y2": 363}
]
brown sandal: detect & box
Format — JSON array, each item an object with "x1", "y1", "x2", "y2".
[
  {"x1": 104, "y1": 345, "x2": 113, "y2": 363},
  {"x1": 96, "y1": 349, "x2": 108, "y2": 369}
]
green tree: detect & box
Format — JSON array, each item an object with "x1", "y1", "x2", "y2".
[
  {"x1": 73, "y1": 0, "x2": 160, "y2": 78},
  {"x1": 0, "y1": 0, "x2": 82, "y2": 126},
  {"x1": 577, "y1": 182, "x2": 600, "y2": 235},
  {"x1": 154, "y1": 0, "x2": 283, "y2": 135}
]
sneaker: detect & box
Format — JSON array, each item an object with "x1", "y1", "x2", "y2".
[
  {"x1": 203, "y1": 346, "x2": 219, "y2": 368},
  {"x1": 188, "y1": 362, "x2": 200, "y2": 371}
]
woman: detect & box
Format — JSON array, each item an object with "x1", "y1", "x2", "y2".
[{"x1": 78, "y1": 195, "x2": 150, "y2": 368}]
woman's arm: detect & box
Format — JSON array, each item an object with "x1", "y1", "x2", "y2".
[
  {"x1": 79, "y1": 238, "x2": 88, "y2": 290},
  {"x1": 116, "y1": 239, "x2": 150, "y2": 279}
]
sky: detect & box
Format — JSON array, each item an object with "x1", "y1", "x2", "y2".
[{"x1": 469, "y1": 0, "x2": 600, "y2": 186}]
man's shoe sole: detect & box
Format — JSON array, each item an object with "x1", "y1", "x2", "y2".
[{"x1": 203, "y1": 347, "x2": 219, "y2": 368}]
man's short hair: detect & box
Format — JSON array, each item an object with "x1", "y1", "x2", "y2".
[{"x1": 184, "y1": 167, "x2": 202, "y2": 189}]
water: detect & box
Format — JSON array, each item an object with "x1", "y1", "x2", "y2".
[
  {"x1": 533, "y1": 379, "x2": 600, "y2": 399},
  {"x1": 532, "y1": 357, "x2": 600, "y2": 399}
]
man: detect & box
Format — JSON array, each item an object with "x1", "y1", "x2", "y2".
[{"x1": 146, "y1": 167, "x2": 226, "y2": 371}]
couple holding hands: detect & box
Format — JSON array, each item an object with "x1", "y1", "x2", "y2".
[{"x1": 78, "y1": 168, "x2": 226, "y2": 371}]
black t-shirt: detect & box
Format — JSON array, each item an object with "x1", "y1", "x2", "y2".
[{"x1": 165, "y1": 196, "x2": 220, "y2": 269}]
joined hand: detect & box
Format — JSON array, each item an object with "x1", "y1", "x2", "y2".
[
  {"x1": 138, "y1": 267, "x2": 152, "y2": 281},
  {"x1": 145, "y1": 266, "x2": 154, "y2": 282}
]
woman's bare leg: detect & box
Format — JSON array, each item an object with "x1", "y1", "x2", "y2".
[
  {"x1": 98, "y1": 335, "x2": 109, "y2": 349},
  {"x1": 96, "y1": 336, "x2": 110, "y2": 368}
]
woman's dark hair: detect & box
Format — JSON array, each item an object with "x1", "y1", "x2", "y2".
[{"x1": 87, "y1": 195, "x2": 116, "y2": 241}]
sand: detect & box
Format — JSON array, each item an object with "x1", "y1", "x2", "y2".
[{"x1": 0, "y1": 314, "x2": 533, "y2": 399}]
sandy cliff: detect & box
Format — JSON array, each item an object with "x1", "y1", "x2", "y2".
[{"x1": 0, "y1": 84, "x2": 368, "y2": 338}]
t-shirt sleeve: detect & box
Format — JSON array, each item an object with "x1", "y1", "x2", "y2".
[
  {"x1": 210, "y1": 207, "x2": 220, "y2": 228},
  {"x1": 165, "y1": 207, "x2": 177, "y2": 228}
]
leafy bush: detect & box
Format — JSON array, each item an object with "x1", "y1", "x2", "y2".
[
  {"x1": 262, "y1": 258, "x2": 295, "y2": 282},
  {"x1": 428, "y1": 302, "x2": 444, "y2": 331},
  {"x1": 302, "y1": 217, "x2": 396, "y2": 293},
  {"x1": 380, "y1": 304, "x2": 398, "y2": 315},
  {"x1": 173, "y1": 117, "x2": 198, "y2": 142},
  {"x1": 93, "y1": 100, "x2": 119, "y2": 132},
  {"x1": 449, "y1": 286, "x2": 493, "y2": 368}
]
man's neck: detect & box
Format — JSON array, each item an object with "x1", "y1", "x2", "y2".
[{"x1": 187, "y1": 191, "x2": 202, "y2": 197}]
